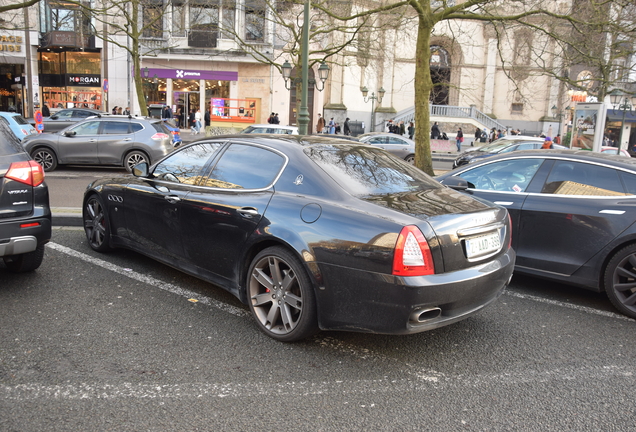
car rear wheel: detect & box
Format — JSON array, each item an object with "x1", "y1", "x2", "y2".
[
  {"x1": 247, "y1": 247, "x2": 318, "y2": 342},
  {"x1": 3, "y1": 244, "x2": 45, "y2": 272},
  {"x1": 32, "y1": 147, "x2": 58, "y2": 172},
  {"x1": 83, "y1": 194, "x2": 112, "y2": 252},
  {"x1": 124, "y1": 151, "x2": 149, "y2": 173},
  {"x1": 405, "y1": 154, "x2": 415, "y2": 164},
  {"x1": 604, "y1": 244, "x2": 636, "y2": 319}
]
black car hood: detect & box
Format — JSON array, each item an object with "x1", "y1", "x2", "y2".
[{"x1": 361, "y1": 186, "x2": 490, "y2": 218}]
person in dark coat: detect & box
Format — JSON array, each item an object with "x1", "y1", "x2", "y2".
[
  {"x1": 456, "y1": 127, "x2": 464, "y2": 152},
  {"x1": 41, "y1": 104, "x2": 50, "y2": 117},
  {"x1": 431, "y1": 122, "x2": 441, "y2": 139},
  {"x1": 408, "y1": 122, "x2": 415, "y2": 140},
  {"x1": 343, "y1": 118, "x2": 351, "y2": 136}
]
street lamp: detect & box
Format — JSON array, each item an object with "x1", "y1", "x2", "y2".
[
  {"x1": 281, "y1": 60, "x2": 329, "y2": 91},
  {"x1": 609, "y1": 89, "x2": 636, "y2": 151},
  {"x1": 280, "y1": 0, "x2": 330, "y2": 135},
  {"x1": 361, "y1": 86, "x2": 385, "y2": 132}
]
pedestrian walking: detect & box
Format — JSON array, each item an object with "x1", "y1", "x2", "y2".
[
  {"x1": 408, "y1": 122, "x2": 414, "y2": 139},
  {"x1": 316, "y1": 113, "x2": 325, "y2": 133},
  {"x1": 431, "y1": 121, "x2": 441, "y2": 139},
  {"x1": 456, "y1": 127, "x2": 463, "y2": 152},
  {"x1": 344, "y1": 118, "x2": 351, "y2": 136},
  {"x1": 328, "y1": 117, "x2": 335, "y2": 134},
  {"x1": 194, "y1": 109, "x2": 202, "y2": 134}
]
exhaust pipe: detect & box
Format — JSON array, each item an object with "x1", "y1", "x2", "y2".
[{"x1": 409, "y1": 307, "x2": 442, "y2": 323}]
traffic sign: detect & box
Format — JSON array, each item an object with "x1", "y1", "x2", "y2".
[
  {"x1": 34, "y1": 110, "x2": 44, "y2": 133},
  {"x1": 103, "y1": 79, "x2": 109, "y2": 93}
]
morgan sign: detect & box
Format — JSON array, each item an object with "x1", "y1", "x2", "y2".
[{"x1": 67, "y1": 74, "x2": 101, "y2": 87}]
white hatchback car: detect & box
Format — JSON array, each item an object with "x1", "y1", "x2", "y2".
[{"x1": 240, "y1": 124, "x2": 299, "y2": 135}]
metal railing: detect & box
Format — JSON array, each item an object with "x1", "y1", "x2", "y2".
[{"x1": 393, "y1": 104, "x2": 506, "y2": 131}]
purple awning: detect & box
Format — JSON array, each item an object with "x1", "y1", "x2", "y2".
[{"x1": 141, "y1": 68, "x2": 238, "y2": 81}]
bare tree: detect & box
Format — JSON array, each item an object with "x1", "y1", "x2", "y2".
[{"x1": 0, "y1": 0, "x2": 40, "y2": 15}]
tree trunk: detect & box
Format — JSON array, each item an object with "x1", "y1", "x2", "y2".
[{"x1": 414, "y1": 15, "x2": 435, "y2": 176}]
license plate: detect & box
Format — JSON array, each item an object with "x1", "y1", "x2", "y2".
[{"x1": 465, "y1": 232, "x2": 501, "y2": 258}]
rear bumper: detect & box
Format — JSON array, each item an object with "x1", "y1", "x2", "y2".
[
  {"x1": 314, "y1": 248, "x2": 515, "y2": 334},
  {"x1": 0, "y1": 217, "x2": 51, "y2": 257}
]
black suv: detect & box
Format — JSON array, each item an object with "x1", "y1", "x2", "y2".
[{"x1": 0, "y1": 122, "x2": 51, "y2": 272}]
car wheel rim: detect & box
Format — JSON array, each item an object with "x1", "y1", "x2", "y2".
[
  {"x1": 612, "y1": 253, "x2": 636, "y2": 314},
  {"x1": 249, "y1": 255, "x2": 303, "y2": 335},
  {"x1": 84, "y1": 198, "x2": 106, "y2": 248},
  {"x1": 34, "y1": 151, "x2": 53, "y2": 170},
  {"x1": 127, "y1": 154, "x2": 146, "y2": 170}
]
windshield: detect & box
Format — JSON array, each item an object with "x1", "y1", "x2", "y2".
[{"x1": 305, "y1": 145, "x2": 441, "y2": 196}]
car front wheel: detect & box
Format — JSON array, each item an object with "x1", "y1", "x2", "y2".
[
  {"x1": 124, "y1": 151, "x2": 149, "y2": 173},
  {"x1": 83, "y1": 194, "x2": 113, "y2": 252},
  {"x1": 32, "y1": 148, "x2": 58, "y2": 172},
  {"x1": 247, "y1": 247, "x2": 318, "y2": 342},
  {"x1": 404, "y1": 154, "x2": 415, "y2": 164},
  {"x1": 604, "y1": 244, "x2": 636, "y2": 319}
]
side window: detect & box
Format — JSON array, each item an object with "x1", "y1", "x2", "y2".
[
  {"x1": 367, "y1": 137, "x2": 385, "y2": 144},
  {"x1": 152, "y1": 143, "x2": 222, "y2": 184},
  {"x1": 516, "y1": 143, "x2": 539, "y2": 150},
  {"x1": 459, "y1": 158, "x2": 543, "y2": 192},
  {"x1": 248, "y1": 127, "x2": 268, "y2": 133},
  {"x1": 55, "y1": 110, "x2": 74, "y2": 119},
  {"x1": 131, "y1": 123, "x2": 144, "y2": 133},
  {"x1": 542, "y1": 161, "x2": 625, "y2": 195},
  {"x1": 102, "y1": 121, "x2": 130, "y2": 134},
  {"x1": 70, "y1": 121, "x2": 100, "y2": 136},
  {"x1": 500, "y1": 144, "x2": 519, "y2": 153},
  {"x1": 204, "y1": 143, "x2": 285, "y2": 189},
  {"x1": 387, "y1": 137, "x2": 407, "y2": 145},
  {"x1": 74, "y1": 110, "x2": 93, "y2": 119}
]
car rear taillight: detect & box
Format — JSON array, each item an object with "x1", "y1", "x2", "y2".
[
  {"x1": 151, "y1": 133, "x2": 170, "y2": 140},
  {"x1": 393, "y1": 225, "x2": 435, "y2": 276},
  {"x1": 6, "y1": 160, "x2": 45, "y2": 187}
]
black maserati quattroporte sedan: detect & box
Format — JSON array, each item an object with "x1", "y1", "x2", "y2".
[{"x1": 83, "y1": 135, "x2": 515, "y2": 341}]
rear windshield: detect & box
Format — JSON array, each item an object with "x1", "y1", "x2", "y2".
[
  {"x1": 0, "y1": 123, "x2": 26, "y2": 155},
  {"x1": 151, "y1": 122, "x2": 171, "y2": 134},
  {"x1": 13, "y1": 115, "x2": 29, "y2": 125},
  {"x1": 305, "y1": 145, "x2": 441, "y2": 196}
]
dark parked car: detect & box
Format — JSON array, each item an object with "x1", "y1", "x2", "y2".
[
  {"x1": 28, "y1": 108, "x2": 107, "y2": 133},
  {"x1": 452, "y1": 136, "x2": 567, "y2": 168},
  {"x1": 437, "y1": 150, "x2": 636, "y2": 319},
  {"x1": 82, "y1": 135, "x2": 515, "y2": 341},
  {"x1": 0, "y1": 122, "x2": 51, "y2": 272},
  {"x1": 358, "y1": 132, "x2": 415, "y2": 164},
  {"x1": 22, "y1": 115, "x2": 176, "y2": 172}
]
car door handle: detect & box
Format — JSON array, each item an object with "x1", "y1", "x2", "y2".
[
  {"x1": 238, "y1": 207, "x2": 258, "y2": 217},
  {"x1": 164, "y1": 195, "x2": 181, "y2": 204},
  {"x1": 494, "y1": 201, "x2": 514, "y2": 206},
  {"x1": 89, "y1": 139, "x2": 97, "y2": 143},
  {"x1": 599, "y1": 210, "x2": 626, "y2": 215},
  {"x1": 123, "y1": 138, "x2": 132, "y2": 141}
]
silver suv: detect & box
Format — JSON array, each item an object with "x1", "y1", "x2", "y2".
[{"x1": 22, "y1": 115, "x2": 176, "y2": 172}]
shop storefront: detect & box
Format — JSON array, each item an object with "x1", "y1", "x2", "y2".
[
  {"x1": 141, "y1": 67, "x2": 257, "y2": 128},
  {"x1": 0, "y1": 34, "x2": 26, "y2": 114},
  {"x1": 38, "y1": 50, "x2": 102, "y2": 111}
]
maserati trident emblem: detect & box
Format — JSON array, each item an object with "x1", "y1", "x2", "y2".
[{"x1": 294, "y1": 175, "x2": 304, "y2": 186}]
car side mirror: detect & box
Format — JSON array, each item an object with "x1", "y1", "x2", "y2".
[
  {"x1": 63, "y1": 130, "x2": 76, "y2": 137},
  {"x1": 50, "y1": 115, "x2": 58, "y2": 120},
  {"x1": 132, "y1": 162, "x2": 150, "y2": 178},
  {"x1": 440, "y1": 176, "x2": 472, "y2": 191}
]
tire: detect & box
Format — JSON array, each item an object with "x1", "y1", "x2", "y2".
[
  {"x1": 32, "y1": 147, "x2": 58, "y2": 172},
  {"x1": 247, "y1": 246, "x2": 318, "y2": 342},
  {"x1": 404, "y1": 154, "x2": 415, "y2": 164},
  {"x1": 83, "y1": 194, "x2": 113, "y2": 252},
  {"x1": 603, "y1": 244, "x2": 636, "y2": 319},
  {"x1": 124, "y1": 151, "x2": 149, "y2": 173},
  {"x1": 3, "y1": 243, "x2": 45, "y2": 272}
]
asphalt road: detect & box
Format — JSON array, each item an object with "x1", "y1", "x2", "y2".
[{"x1": 1, "y1": 228, "x2": 635, "y2": 431}]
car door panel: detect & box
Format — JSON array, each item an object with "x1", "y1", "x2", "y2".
[
  {"x1": 98, "y1": 121, "x2": 133, "y2": 164},
  {"x1": 57, "y1": 120, "x2": 100, "y2": 163}
]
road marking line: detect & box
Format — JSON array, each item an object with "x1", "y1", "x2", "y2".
[
  {"x1": 1, "y1": 365, "x2": 633, "y2": 401},
  {"x1": 47, "y1": 242, "x2": 248, "y2": 318},
  {"x1": 504, "y1": 290, "x2": 634, "y2": 322}
]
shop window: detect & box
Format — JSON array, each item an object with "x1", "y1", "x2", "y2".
[
  {"x1": 142, "y1": 0, "x2": 164, "y2": 39},
  {"x1": 220, "y1": 1, "x2": 236, "y2": 39},
  {"x1": 65, "y1": 52, "x2": 101, "y2": 75},
  {"x1": 245, "y1": 0, "x2": 265, "y2": 42},
  {"x1": 39, "y1": 52, "x2": 62, "y2": 74}
]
